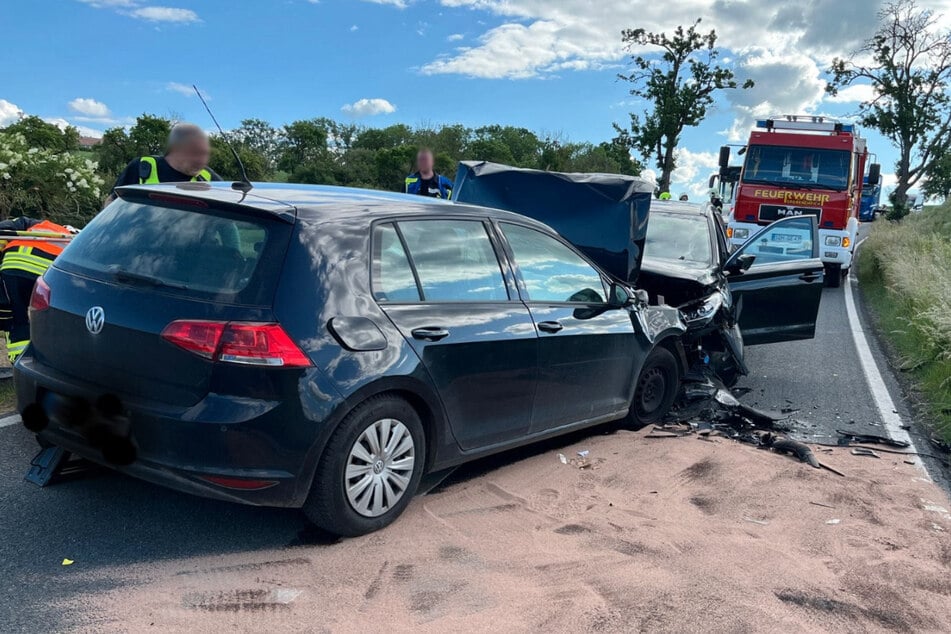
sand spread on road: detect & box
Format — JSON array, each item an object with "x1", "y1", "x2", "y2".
[{"x1": 66, "y1": 428, "x2": 950, "y2": 633}]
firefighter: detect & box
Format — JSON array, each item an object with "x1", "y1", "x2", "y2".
[
  {"x1": 404, "y1": 149, "x2": 453, "y2": 199},
  {"x1": 0, "y1": 219, "x2": 71, "y2": 363},
  {"x1": 103, "y1": 123, "x2": 222, "y2": 207}
]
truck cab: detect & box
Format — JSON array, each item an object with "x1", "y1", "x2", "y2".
[{"x1": 723, "y1": 116, "x2": 880, "y2": 287}]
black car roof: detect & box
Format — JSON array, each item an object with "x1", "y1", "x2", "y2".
[{"x1": 115, "y1": 181, "x2": 554, "y2": 230}]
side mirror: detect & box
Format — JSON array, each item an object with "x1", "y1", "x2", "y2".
[
  {"x1": 718, "y1": 146, "x2": 730, "y2": 170},
  {"x1": 868, "y1": 163, "x2": 881, "y2": 186},
  {"x1": 724, "y1": 252, "x2": 756, "y2": 275}
]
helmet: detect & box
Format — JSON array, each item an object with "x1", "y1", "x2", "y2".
[{"x1": 659, "y1": 192, "x2": 672, "y2": 200}]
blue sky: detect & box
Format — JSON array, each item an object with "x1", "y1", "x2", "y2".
[{"x1": 0, "y1": 0, "x2": 936, "y2": 196}]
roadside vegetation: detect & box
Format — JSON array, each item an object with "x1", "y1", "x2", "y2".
[{"x1": 858, "y1": 207, "x2": 951, "y2": 442}]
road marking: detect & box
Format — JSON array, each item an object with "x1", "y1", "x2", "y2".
[
  {"x1": 0, "y1": 413, "x2": 21, "y2": 429},
  {"x1": 845, "y1": 239, "x2": 930, "y2": 479}
]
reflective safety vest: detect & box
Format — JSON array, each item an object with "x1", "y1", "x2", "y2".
[
  {"x1": 0, "y1": 220, "x2": 69, "y2": 277},
  {"x1": 405, "y1": 173, "x2": 453, "y2": 199},
  {"x1": 139, "y1": 156, "x2": 213, "y2": 184}
]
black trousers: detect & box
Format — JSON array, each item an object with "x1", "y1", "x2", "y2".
[{"x1": 1, "y1": 271, "x2": 37, "y2": 353}]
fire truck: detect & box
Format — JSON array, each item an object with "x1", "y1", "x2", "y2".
[{"x1": 722, "y1": 116, "x2": 880, "y2": 287}]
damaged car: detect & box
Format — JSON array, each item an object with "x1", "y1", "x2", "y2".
[
  {"x1": 16, "y1": 182, "x2": 685, "y2": 536},
  {"x1": 453, "y1": 162, "x2": 824, "y2": 387}
]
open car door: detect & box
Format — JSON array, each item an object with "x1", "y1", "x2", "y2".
[{"x1": 725, "y1": 215, "x2": 824, "y2": 345}]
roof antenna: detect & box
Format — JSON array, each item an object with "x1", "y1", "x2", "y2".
[{"x1": 192, "y1": 84, "x2": 253, "y2": 194}]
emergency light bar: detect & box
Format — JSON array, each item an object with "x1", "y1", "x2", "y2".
[{"x1": 756, "y1": 115, "x2": 855, "y2": 134}]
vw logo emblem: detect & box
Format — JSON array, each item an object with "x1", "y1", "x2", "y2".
[{"x1": 85, "y1": 306, "x2": 105, "y2": 335}]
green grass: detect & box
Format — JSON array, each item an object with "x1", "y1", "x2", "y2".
[
  {"x1": 857, "y1": 208, "x2": 951, "y2": 442},
  {"x1": 0, "y1": 379, "x2": 16, "y2": 414}
]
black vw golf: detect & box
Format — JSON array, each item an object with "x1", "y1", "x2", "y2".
[{"x1": 16, "y1": 182, "x2": 685, "y2": 536}]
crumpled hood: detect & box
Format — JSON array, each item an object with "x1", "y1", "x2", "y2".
[{"x1": 453, "y1": 161, "x2": 654, "y2": 284}]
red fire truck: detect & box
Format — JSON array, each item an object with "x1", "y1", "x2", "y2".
[{"x1": 722, "y1": 116, "x2": 880, "y2": 287}]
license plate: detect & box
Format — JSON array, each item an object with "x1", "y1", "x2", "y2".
[{"x1": 771, "y1": 233, "x2": 802, "y2": 243}]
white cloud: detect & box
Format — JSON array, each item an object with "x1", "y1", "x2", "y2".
[
  {"x1": 360, "y1": 0, "x2": 411, "y2": 7},
  {"x1": 166, "y1": 82, "x2": 198, "y2": 97},
  {"x1": 826, "y1": 83, "x2": 877, "y2": 104},
  {"x1": 129, "y1": 6, "x2": 200, "y2": 22},
  {"x1": 447, "y1": 33, "x2": 464, "y2": 41},
  {"x1": 351, "y1": 24, "x2": 359, "y2": 31},
  {"x1": 68, "y1": 97, "x2": 110, "y2": 117},
  {"x1": 341, "y1": 98, "x2": 397, "y2": 117},
  {"x1": 76, "y1": 0, "x2": 200, "y2": 22},
  {"x1": 43, "y1": 117, "x2": 73, "y2": 130},
  {"x1": 722, "y1": 50, "x2": 828, "y2": 141},
  {"x1": 74, "y1": 125, "x2": 105, "y2": 139},
  {"x1": 0, "y1": 99, "x2": 24, "y2": 126},
  {"x1": 77, "y1": 0, "x2": 136, "y2": 7},
  {"x1": 671, "y1": 148, "x2": 720, "y2": 198}
]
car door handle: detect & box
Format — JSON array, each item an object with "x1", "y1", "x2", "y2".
[
  {"x1": 411, "y1": 327, "x2": 450, "y2": 341},
  {"x1": 799, "y1": 272, "x2": 822, "y2": 282},
  {"x1": 537, "y1": 321, "x2": 564, "y2": 333}
]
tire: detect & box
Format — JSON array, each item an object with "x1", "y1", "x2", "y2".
[
  {"x1": 825, "y1": 264, "x2": 842, "y2": 288},
  {"x1": 303, "y1": 394, "x2": 426, "y2": 537},
  {"x1": 630, "y1": 346, "x2": 680, "y2": 427}
]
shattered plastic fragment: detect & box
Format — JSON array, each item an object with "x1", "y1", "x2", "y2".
[
  {"x1": 826, "y1": 519, "x2": 841, "y2": 525},
  {"x1": 558, "y1": 453, "x2": 568, "y2": 465},
  {"x1": 62, "y1": 558, "x2": 74, "y2": 566}
]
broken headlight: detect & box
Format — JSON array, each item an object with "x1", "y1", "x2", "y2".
[{"x1": 681, "y1": 292, "x2": 724, "y2": 324}]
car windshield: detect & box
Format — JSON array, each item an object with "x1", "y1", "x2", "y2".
[
  {"x1": 743, "y1": 145, "x2": 851, "y2": 191},
  {"x1": 643, "y1": 212, "x2": 714, "y2": 269}
]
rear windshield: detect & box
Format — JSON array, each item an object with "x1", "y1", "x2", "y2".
[{"x1": 57, "y1": 200, "x2": 271, "y2": 297}]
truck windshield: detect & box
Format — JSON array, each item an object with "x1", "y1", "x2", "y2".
[{"x1": 743, "y1": 145, "x2": 851, "y2": 191}]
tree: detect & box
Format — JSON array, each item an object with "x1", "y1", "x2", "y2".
[
  {"x1": 828, "y1": 1, "x2": 951, "y2": 220},
  {"x1": 95, "y1": 114, "x2": 172, "y2": 179},
  {"x1": 231, "y1": 118, "x2": 283, "y2": 170},
  {"x1": 615, "y1": 19, "x2": 753, "y2": 195},
  {"x1": 923, "y1": 151, "x2": 951, "y2": 199},
  {"x1": 2, "y1": 116, "x2": 79, "y2": 152},
  {"x1": 210, "y1": 136, "x2": 271, "y2": 181}
]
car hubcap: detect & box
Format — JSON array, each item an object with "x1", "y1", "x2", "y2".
[
  {"x1": 345, "y1": 418, "x2": 415, "y2": 518},
  {"x1": 638, "y1": 367, "x2": 666, "y2": 414}
]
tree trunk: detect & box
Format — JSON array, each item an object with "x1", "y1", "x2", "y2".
[{"x1": 659, "y1": 135, "x2": 676, "y2": 194}]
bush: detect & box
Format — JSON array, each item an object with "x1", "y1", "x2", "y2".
[{"x1": 0, "y1": 131, "x2": 105, "y2": 227}]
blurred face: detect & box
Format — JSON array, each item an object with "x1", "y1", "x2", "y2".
[
  {"x1": 417, "y1": 151, "x2": 434, "y2": 174},
  {"x1": 170, "y1": 135, "x2": 211, "y2": 175}
]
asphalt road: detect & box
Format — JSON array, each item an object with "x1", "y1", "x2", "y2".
[{"x1": 0, "y1": 225, "x2": 947, "y2": 631}]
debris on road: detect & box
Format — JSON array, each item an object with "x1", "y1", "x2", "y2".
[
  {"x1": 850, "y1": 448, "x2": 881, "y2": 459},
  {"x1": 836, "y1": 429, "x2": 910, "y2": 449},
  {"x1": 810, "y1": 501, "x2": 835, "y2": 509},
  {"x1": 825, "y1": 519, "x2": 841, "y2": 525},
  {"x1": 62, "y1": 559, "x2": 73, "y2": 566}
]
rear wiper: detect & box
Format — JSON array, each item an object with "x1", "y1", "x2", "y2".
[{"x1": 111, "y1": 268, "x2": 189, "y2": 291}]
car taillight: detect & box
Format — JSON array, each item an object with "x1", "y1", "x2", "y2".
[
  {"x1": 29, "y1": 278, "x2": 51, "y2": 312},
  {"x1": 161, "y1": 321, "x2": 311, "y2": 368}
]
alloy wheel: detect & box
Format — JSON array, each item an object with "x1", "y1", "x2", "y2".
[{"x1": 344, "y1": 418, "x2": 416, "y2": 518}]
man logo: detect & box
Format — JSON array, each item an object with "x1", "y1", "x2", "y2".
[{"x1": 85, "y1": 306, "x2": 105, "y2": 335}]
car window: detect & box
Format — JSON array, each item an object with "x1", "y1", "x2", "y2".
[
  {"x1": 501, "y1": 223, "x2": 606, "y2": 303},
  {"x1": 643, "y1": 213, "x2": 715, "y2": 269},
  {"x1": 372, "y1": 223, "x2": 421, "y2": 302},
  {"x1": 735, "y1": 216, "x2": 816, "y2": 265},
  {"x1": 57, "y1": 200, "x2": 270, "y2": 297},
  {"x1": 396, "y1": 220, "x2": 508, "y2": 302}
]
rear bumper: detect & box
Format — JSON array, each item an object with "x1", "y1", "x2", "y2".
[{"x1": 14, "y1": 354, "x2": 326, "y2": 508}]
